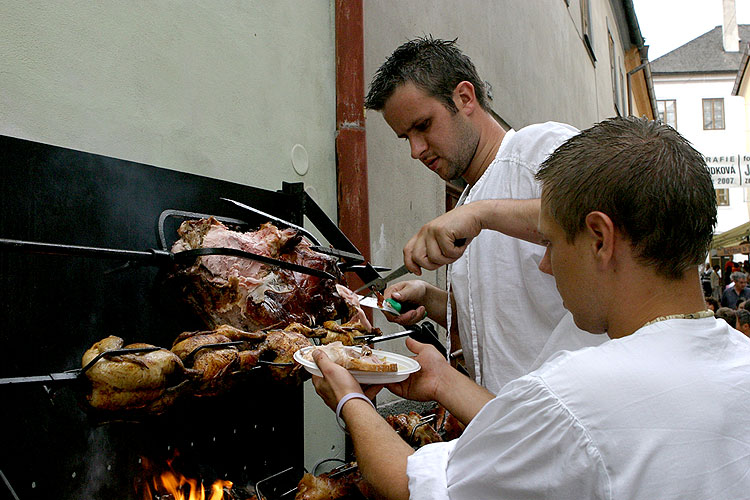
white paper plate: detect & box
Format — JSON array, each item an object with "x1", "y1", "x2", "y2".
[{"x1": 293, "y1": 346, "x2": 420, "y2": 384}]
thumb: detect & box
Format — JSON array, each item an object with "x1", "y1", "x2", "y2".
[
  {"x1": 405, "y1": 337, "x2": 428, "y2": 355},
  {"x1": 312, "y1": 350, "x2": 334, "y2": 372}
]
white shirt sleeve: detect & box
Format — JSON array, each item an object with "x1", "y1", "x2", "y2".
[
  {"x1": 407, "y1": 374, "x2": 611, "y2": 500},
  {"x1": 406, "y1": 441, "x2": 457, "y2": 500}
]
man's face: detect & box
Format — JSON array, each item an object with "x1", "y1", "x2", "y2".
[
  {"x1": 382, "y1": 82, "x2": 479, "y2": 182},
  {"x1": 538, "y1": 205, "x2": 605, "y2": 334},
  {"x1": 736, "y1": 278, "x2": 747, "y2": 292}
]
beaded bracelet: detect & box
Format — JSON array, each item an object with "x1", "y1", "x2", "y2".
[{"x1": 335, "y1": 392, "x2": 375, "y2": 432}]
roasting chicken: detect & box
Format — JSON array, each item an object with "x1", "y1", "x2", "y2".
[
  {"x1": 295, "y1": 463, "x2": 374, "y2": 500},
  {"x1": 170, "y1": 332, "x2": 240, "y2": 396},
  {"x1": 169, "y1": 218, "x2": 348, "y2": 331},
  {"x1": 386, "y1": 411, "x2": 443, "y2": 448},
  {"x1": 82, "y1": 336, "x2": 195, "y2": 413},
  {"x1": 239, "y1": 330, "x2": 313, "y2": 383}
]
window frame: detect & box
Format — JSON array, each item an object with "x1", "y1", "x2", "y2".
[
  {"x1": 703, "y1": 98, "x2": 725, "y2": 130},
  {"x1": 581, "y1": 0, "x2": 596, "y2": 63},
  {"x1": 656, "y1": 99, "x2": 677, "y2": 128},
  {"x1": 716, "y1": 189, "x2": 730, "y2": 206}
]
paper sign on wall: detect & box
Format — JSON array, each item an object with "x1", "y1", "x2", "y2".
[{"x1": 704, "y1": 154, "x2": 741, "y2": 187}]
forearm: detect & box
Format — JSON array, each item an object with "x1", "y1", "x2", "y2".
[
  {"x1": 435, "y1": 366, "x2": 495, "y2": 426},
  {"x1": 342, "y1": 400, "x2": 414, "y2": 500},
  {"x1": 422, "y1": 283, "x2": 448, "y2": 326},
  {"x1": 471, "y1": 198, "x2": 543, "y2": 245}
]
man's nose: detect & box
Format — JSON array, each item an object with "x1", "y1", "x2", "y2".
[
  {"x1": 538, "y1": 248, "x2": 553, "y2": 276},
  {"x1": 409, "y1": 136, "x2": 427, "y2": 160}
]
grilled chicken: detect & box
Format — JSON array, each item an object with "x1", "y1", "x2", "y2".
[
  {"x1": 295, "y1": 463, "x2": 373, "y2": 500},
  {"x1": 386, "y1": 411, "x2": 443, "y2": 448},
  {"x1": 243, "y1": 330, "x2": 313, "y2": 383},
  {"x1": 318, "y1": 319, "x2": 376, "y2": 346},
  {"x1": 82, "y1": 336, "x2": 194, "y2": 413},
  {"x1": 170, "y1": 332, "x2": 241, "y2": 396},
  {"x1": 301, "y1": 342, "x2": 397, "y2": 372}
]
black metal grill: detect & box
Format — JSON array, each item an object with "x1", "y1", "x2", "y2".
[{"x1": 0, "y1": 135, "x2": 376, "y2": 500}]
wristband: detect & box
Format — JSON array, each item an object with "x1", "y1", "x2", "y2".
[{"x1": 335, "y1": 392, "x2": 375, "y2": 432}]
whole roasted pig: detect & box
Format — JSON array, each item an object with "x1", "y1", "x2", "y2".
[{"x1": 169, "y1": 218, "x2": 348, "y2": 331}]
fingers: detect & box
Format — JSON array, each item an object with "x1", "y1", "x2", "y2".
[
  {"x1": 404, "y1": 226, "x2": 468, "y2": 272},
  {"x1": 383, "y1": 305, "x2": 425, "y2": 326},
  {"x1": 403, "y1": 237, "x2": 422, "y2": 275},
  {"x1": 405, "y1": 337, "x2": 432, "y2": 356},
  {"x1": 311, "y1": 350, "x2": 333, "y2": 372},
  {"x1": 363, "y1": 384, "x2": 384, "y2": 400}
]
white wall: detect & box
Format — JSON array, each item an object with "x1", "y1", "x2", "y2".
[
  {"x1": 653, "y1": 74, "x2": 750, "y2": 234},
  {"x1": 0, "y1": 0, "x2": 342, "y2": 475},
  {"x1": 0, "y1": 1, "x2": 338, "y2": 215}
]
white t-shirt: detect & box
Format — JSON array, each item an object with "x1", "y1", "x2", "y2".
[
  {"x1": 407, "y1": 317, "x2": 750, "y2": 499},
  {"x1": 448, "y1": 122, "x2": 605, "y2": 392}
]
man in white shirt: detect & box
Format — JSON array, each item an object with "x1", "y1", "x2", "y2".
[
  {"x1": 311, "y1": 117, "x2": 750, "y2": 499},
  {"x1": 364, "y1": 36, "x2": 602, "y2": 392}
]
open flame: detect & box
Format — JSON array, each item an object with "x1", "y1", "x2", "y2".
[{"x1": 141, "y1": 456, "x2": 233, "y2": 500}]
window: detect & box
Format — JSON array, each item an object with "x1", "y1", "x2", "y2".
[
  {"x1": 608, "y1": 30, "x2": 619, "y2": 114},
  {"x1": 716, "y1": 189, "x2": 729, "y2": 206},
  {"x1": 657, "y1": 99, "x2": 677, "y2": 128},
  {"x1": 581, "y1": 0, "x2": 595, "y2": 62},
  {"x1": 703, "y1": 98, "x2": 725, "y2": 130}
]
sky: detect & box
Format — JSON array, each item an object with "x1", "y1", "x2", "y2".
[{"x1": 633, "y1": 0, "x2": 750, "y2": 60}]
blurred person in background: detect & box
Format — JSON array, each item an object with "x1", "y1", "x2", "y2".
[
  {"x1": 704, "y1": 296, "x2": 719, "y2": 312},
  {"x1": 721, "y1": 271, "x2": 750, "y2": 309},
  {"x1": 735, "y1": 309, "x2": 750, "y2": 337},
  {"x1": 715, "y1": 307, "x2": 737, "y2": 327}
]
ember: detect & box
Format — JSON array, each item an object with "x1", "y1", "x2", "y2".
[{"x1": 140, "y1": 456, "x2": 233, "y2": 500}]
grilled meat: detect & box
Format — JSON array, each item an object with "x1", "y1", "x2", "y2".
[
  {"x1": 318, "y1": 319, "x2": 377, "y2": 346},
  {"x1": 335, "y1": 284, "x2": 373, "y2": 332},
  {"x1": 169, "y1": 218, "x2": 347, "y2": 331},
  {"x1": 301, "y1": 342, "x2": 397, "y2": 372},
  {"x1": 295, "y1": 463, "x2": 373, "y2": 500},
  {"x1": 243, "y1": 330, "x2": 313, "y2": 383},
  {"x1": 82, "y1": 336, "x2": 194, "y2": 412},
  {"x1": 170, "y1": 332, "x2": 241, "y2": 396},
  {"x1": 386, "y1": 411, "x2": 443, "y2": 448},
  {"x1": 431, "y1": 404, "x2": 465, "y2": 441}
]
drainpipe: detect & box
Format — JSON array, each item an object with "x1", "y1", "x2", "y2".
[
  {"x1": 335, "y1": 0, "x2": 371, "y2": 289},
  {"x1": 623, "y1": 0, "x2": 659, "y2": 119}
]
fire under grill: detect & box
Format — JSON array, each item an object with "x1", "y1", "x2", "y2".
[{"x1": 0, "y1": 135, "x2": 381, "y2": 499}]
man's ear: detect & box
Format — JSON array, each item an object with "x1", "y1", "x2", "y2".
[
  {"x1": 584, "y1": 211, "x2": 616, "y2": 269},
  {"x1": 453, "y1": 81, "x2": 477, "y2": 114}
]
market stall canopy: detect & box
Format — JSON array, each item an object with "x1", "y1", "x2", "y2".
[{"x1": 711, "y1": 220, "x2": 750, "y2": 256}]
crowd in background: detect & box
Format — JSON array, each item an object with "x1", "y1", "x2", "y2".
[{"x1": 703, "y1": 260, "x2": 750, "y2": 335}]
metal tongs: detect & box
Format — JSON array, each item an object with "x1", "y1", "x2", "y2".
[{"x1": 355, "y1": 322, "x2": 447, "y2": 357}]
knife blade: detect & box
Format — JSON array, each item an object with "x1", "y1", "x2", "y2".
[
  {"x1": 357, "y1": 294, "x2": 401, "y2": 315},
  {"x1": 354, "y1": 328, "x2": 419, "y2": 343}
]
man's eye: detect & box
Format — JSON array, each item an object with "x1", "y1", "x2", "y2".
[{"x1": 415, "y1": 120, "x2": 429, "y2": 131}]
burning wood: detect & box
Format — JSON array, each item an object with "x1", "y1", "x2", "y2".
[{"x1": 138, "y1": 455, "x2": 237, "y2": 500}]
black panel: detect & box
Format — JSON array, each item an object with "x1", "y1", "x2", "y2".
[{"x1": 0, "y1": 135, "x2": 305, "y2": 499}]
